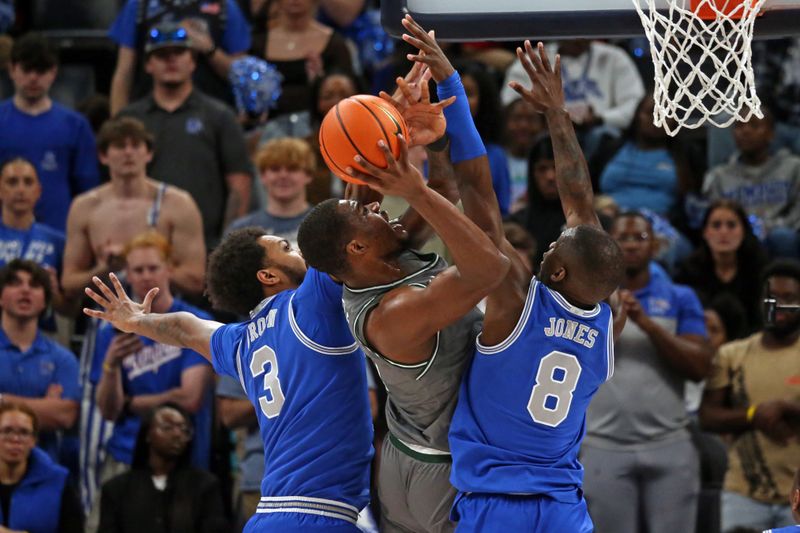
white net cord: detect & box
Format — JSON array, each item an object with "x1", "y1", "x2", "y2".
[{"x1": 631, "y1": 0, "x2": 767, "y2": 135}]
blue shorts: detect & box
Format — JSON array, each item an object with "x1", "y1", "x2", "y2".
[
  {"x1": 244, "y1": 512, "x2": 361, "y2": 532},
  {"x1": 451, "y1": 492, "x2": 593, "y2": 533}
]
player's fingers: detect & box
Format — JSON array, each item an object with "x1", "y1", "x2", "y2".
[
  {"x1": 345, "y1": 166, "x2": 382, "y2": 187},
  {"x1": 402, "y1": 34, "x2": 434, "y2": 55},
  {"x1": 554, "y1": 54, "x2": 563, "y2": 82},
  {"x1": 352, "y1": 150, "x2": 391, "y2": 178},
  {"x1": 419, "y1": 79, "x2": 431, "y2": 103},
  {"x1": 84, "y1": 286, "x2": 111, "y2": 309},
  {"x1": 537, "y1": 41, "x2": 553, "y2": 72},
  {"x1": 398, "y1": 78, "x2": 416, "y2": 103},
  {"x1": 83, "y1": 308, "x2": 107, "y2": 319},
  {"x1": 379, "y1": 91, "x2": 399, "y2": 107},
  {"x1": 395, "y1": 134, "x2": 409, "y2": 166},
  {"x1": 436, "y1": 95, "x2": 457, "y2": 110},
  {"x1": 142, "y1": 287, "x2": 159, "y2": 314},
  {"x1": 509, "y1": 82, "x2": 533, "y2": 101},
  {"x1": 401, "y1": 15, "x2": 431, "y2": 43},
  {"x1": 91, "y1": 276, "x2": 117, "y2": 302},
  {"x1": 516, "y1": 46, "x2": 538, "y2": 83},
  {"x1": 403, "y1": 60, "x2": 423, "y2": 84},
  {"x1": 109, "y1": 272, "x2": 128, "y2": 301},
  {"x1": 528, "y1": 40, "x2": 546, "y2": 73},
  {"x1": 420, "y1": 66, "x2": 432, "y2": 84}
]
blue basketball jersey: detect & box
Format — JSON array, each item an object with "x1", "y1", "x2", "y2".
[
  {"x1": 450, "y1": 278, "x2": 614, "y2": 502},
  {"x1": 211, "y1": 267, "x2": 373, "y2": 526}
]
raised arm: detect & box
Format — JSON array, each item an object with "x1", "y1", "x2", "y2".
[
  {"x1": 348, "y1": 137, "x2": 510, "y2": 363},
  {"x1": 84, "y1": 274, "x2": 222, "y2": 361},
  {"x1": 509, "y1": 41, "x2": 600, "y2": 229}
]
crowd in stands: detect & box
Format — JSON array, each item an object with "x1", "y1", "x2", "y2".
[{"x1": 0, "y1": 1, "x2": 798, "y2": 532}]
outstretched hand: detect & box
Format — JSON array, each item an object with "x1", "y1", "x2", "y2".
[
  {"x1": 380, "y1": 73, "x2": 455, "y2": 147},
  {"x1": 346, "y1": 135, "x2": 426, "y2": 199},
  {"x1": 83, "y1": 273, "x2": 158, "y2": 334},
  {"x1": 400, "y1": 15, "x2": 455, "y2": 83},
  {"x1": 509, "y1": 41, "x2": 565, "y2": 114}
]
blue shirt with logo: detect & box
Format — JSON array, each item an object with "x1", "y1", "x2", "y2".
[
  {"x1": 0, "y1": 221, "x2": 65, "y2": 271},
  {"x1": 0, "y1": 100, "x2": 100, "y2": 232},
  {"x1": 0, "y1": 328, "x2": 79, "y2": 458},
  {"x1": 89, "y1": 298, "x2": 213, "y2": 467}
]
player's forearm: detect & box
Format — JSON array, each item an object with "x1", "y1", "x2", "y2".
[
  {"x1": 637, "y1": 318, "x2": 713, "y2": 381},
  {"x1": 3, "y1": 394, "x2": 78, "y2": 430},
  {"x1": 96, "y1": 367, "x2": 126, "y2": 421},
  {"x1": 453, "y1": 157, "x2": 505, "y2": 244},
  {"x1": 544, "y1": 108, "x2": 600, "y2": 227},
  {"x1": 129, "y1": 312, "x2": 216, "y2": 361},
  {"x1": 407, "y1": 187, "x2": 509, "y2": 286}
]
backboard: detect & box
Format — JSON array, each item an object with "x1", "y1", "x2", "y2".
[{"x1": 381, "y1": 0, "x2": 800, "y2": 41}]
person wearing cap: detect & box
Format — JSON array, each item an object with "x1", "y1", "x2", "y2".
[
  {"x1": 109, "y1": 0, "x2": 251, "y2": 114},
  {"x1": 0, "y1": 33, "x2": 100, "y2": 233},
  {"x1": 119, "y1": 22, "x2": 251, "y2": 248}
]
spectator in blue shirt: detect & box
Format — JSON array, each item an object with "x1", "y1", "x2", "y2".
[
  {"x1": 0, "y1": 259, "x2": 79, "y2": 461},
  {"x1": 109, "y1": 0, "x2": 251, "y2": 114},
  {"x1": 0, "y1": 158, "x2": 66, "y2": 315},
  {"x1": 0, "y1": 402, "x2": 83, "y2": 533},
  {"x1": 86, "y1": 231, "x2": 213, "y2": 531},
  {"x1": 0, "y1": 34, "x2": 100, "y2": 232}
]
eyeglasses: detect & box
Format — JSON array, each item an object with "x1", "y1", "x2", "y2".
[
  {"x1": 709, "y1": 220, "x2": 739, "y2": 230},
  {"x1": 0, "y1": 427, "x2": 35, "y2": 440},
  {"x1": 615, "y1": 232, "x2": 651, "y2": 243},
  {"x1": 148, "y1": 27, "x2": 188, "y2": 44},
  {"x1": 154, "y1": 422, "x2": 193, "y2": 438}
]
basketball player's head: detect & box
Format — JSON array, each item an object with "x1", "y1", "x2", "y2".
[
  {"x1": 761, "y1": 259, "x2": 800, "y2": 339},
  {"x1": 207, "y1": 227, "x2": 307, "y2": 315},
  {"x1": 538, "y1": 224, "x2": 623, "y2": 306},
  {"x1": 297, "y1": 198, "x2": 407, "y2": 281},
  {"x1": 611, "y1": 212, "x2": 658, "y2": 278}
]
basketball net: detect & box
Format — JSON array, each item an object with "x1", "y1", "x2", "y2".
[{"x1": 631, "y1": 0, "x2": 766, "y2": 135}]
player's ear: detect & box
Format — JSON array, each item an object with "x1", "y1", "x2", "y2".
[
  {"x1": 256, "y1": 268, "x2": 281, "y2": 287},
  {"x1": 549, "y1": 265, "x2": 566, "y2": 284},
  {"x1": 346, "y1": 239, "x2": 367, "y2": 257}
]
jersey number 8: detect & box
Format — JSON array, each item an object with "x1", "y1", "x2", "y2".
[
  {"x1": 528, "y1": 350, "x2": 581, "y2": 427},
  {"x1": 250, "y1": 345, "x2": 286, "y2": 418}
]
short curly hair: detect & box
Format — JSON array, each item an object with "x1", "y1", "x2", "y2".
[
  {"x1": 207, "y1": 227, "x2": 270, "y2": 315},
  {"x1": 297, "y1": 198, "x2": 353, "y2": 277}
]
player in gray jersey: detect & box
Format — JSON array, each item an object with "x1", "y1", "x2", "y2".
[{"x1": 297, "y1": 105, "x2": 510, "y2": 532}]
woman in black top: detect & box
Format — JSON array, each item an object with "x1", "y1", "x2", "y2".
[
  {"x1": 675, "y1": 199, "x2": 768, "y2": 333},
  {"x1": 98, "y1": 404, "x2": 227, "y2": 533},
  {"x1": 250, "y1": 0, "x2": 355, "y2": 117}
]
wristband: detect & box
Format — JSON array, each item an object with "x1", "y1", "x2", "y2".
[
  {"x1": 746, "y1": 404, "x2": 758, "y2": 423},
  {"x1": 102, "y1": 360, "x2": 119, "y2": 374},
  {"x1": 426, "y1": 134, "x2": 449, "y2": 152},
  {"x1": 436, "y1": 71, "x2": 487, "y2": 164}
]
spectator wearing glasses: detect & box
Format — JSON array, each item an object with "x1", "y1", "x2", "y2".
[
  {"x1": 676, "y1": 199, "x2": 769, "y2": 333},
  {"x1": 98, "y1": 404, "x2": 227, "y2": 533},
  {"x1": 119, "y1": 22, "x2": 252, "y2": 247},
  {"x1": 581, "y1": 211, "x2": 713, "y2": 533},
  {"x1": 0, "y1": 402, "x2": 83, "y2": 533},
  {"x1": 0, "y1": 34, "x2": 100, "y2": 233},
  {"x1": 0, "y1": 260, "x2": 79, "y2": 461},
  {"x1": 109, "y1": 0, "x2": 251, "y2": 114}
]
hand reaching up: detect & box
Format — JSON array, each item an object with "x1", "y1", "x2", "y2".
[{"x1": 508, "y1": 41, "x2": 566, "y2": 115}]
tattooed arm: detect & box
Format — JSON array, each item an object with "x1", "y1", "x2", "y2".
[
  {"x1": 509, "y1": 41, "x2": 600, "y2": 229},
  {"x1": 83, "y1": 274, "x2": 222, "y2": 362}
]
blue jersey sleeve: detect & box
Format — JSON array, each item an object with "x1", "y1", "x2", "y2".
[
  {"x1": 222, "y1": 0, "x2": 251, "y2": 53},
  {"x1": 674, "y1": 285, "x2": 707, "y2": 337},
  {"x1": 210, "y1": 322, "x2": 247, "y2": 380},
  {"x1": 290, "y1": 267, "x2": 357, "y2": 350},
  {"x1": 293, "y1": 267, "x2": 345, "y2": 315},
  {"x1": 108, "y1": 0, "x2": 138, "y2": 48}
]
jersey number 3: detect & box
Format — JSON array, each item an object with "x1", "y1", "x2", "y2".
[
  {"x1": 250, "y1": 345, "x2": 286, "y2": 418},
  {"x1": 528, "y1": 350, "x2": 581, "y2": 427}
]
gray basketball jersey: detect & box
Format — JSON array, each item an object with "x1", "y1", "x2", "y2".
[{"x1": 343, "y1": 250, "x2": 483, "y2": 452}]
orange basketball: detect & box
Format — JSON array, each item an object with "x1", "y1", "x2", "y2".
[{"x1": 319, "y1": 94, "x2": 409, "y2": 185}]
